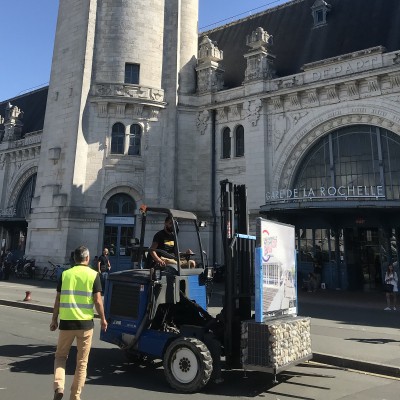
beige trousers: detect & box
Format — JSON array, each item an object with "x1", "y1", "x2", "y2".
[
  {"x1": 54, "y1": 328, "x2": 93, "y2": 400},
  {"x1": 160, "y1": 256, "x2": 196, "y2": 269}
]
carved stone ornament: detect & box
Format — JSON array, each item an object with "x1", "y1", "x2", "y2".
[
  {"x1": 197, "y1": 67, "x2": 224, "y2": 93},
  {"x1": 3, "y1": 103, "x2": 24, "y2": 141},
  {"x1": 216, "y1": 108, "x2": 227, "y2": 122},
  {"x1": 198, "y1": 35, "x2": 223, "y2": 64},
  {"x1": 196, "y1": 36, "x2": 224, "y2": 93},
  {"x1": 246, "y1": 27, "x2": 273, "y2": 50},
  {"x1": 367, "y1": 77, "x2": 381, "y2": 93},
  {"x1": 245, "y1": 99, "x2": 262, "y2": 126},
  {"x1": 95, "y1": 83, "x2": 165, "y2": 103},
  {"x1": 197, "y1": 110, "x2": 210, "y2": 135},
  {"x1": 229, "y1": 104, "x2": 242, "y2": 120},
  {"x1": 271, "y1": 96, "x2": 283, "y2": 111},
  {"x1": 389, "y1": 74, "x2": 400, "y2": 89},
  {"x1": 244, "y1": 27, "x2": 275, "y2": 82},
  {"x1": 345, "y1": 81, "x2": 359, "y2": 98},
  {"x1": 97, "y1": 102, "x2": 108, "y2": 117},
  {"x1": 306, "y1": 89, "x2": 319, "y2": 105}
]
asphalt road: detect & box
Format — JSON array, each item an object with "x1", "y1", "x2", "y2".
[{"x1": 1, "y1": 305, "x2": 400, "y2": 400}]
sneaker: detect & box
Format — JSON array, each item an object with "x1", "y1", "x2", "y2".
[
  {"x1": 393, "y1": 307, "x2": 397, "y2": 311},
  {"x1": 214, "y1": 377, "x2": 224, "y2": 384},
  {"x1": 384, "y1": 307, "x2": 391, "y2": 311},
  {"x1": 53, "y1": 389, "x2": 64, "y2": 400}
]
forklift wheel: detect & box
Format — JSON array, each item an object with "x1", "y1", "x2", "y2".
[{"x1": 163, "y1": 337, "x2": 213, "y2": 392}]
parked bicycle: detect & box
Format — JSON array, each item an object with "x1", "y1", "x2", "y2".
[
  {"x1": 40, "y1": 261, "x2": 62, "y2": 280},
  {"x1": 13, "y1": 256, "x2": 36, "y2": 279}
]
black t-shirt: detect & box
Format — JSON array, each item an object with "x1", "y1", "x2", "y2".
[
  {"x1": 98, "y1": 254, "x2": 110, "y2": 272},
  {"x1": 152, "y1": 230, "x2": 175, "y2": 257},
  {"x1": 57, "y1": 268, "x2": 102, "y2": 330}
]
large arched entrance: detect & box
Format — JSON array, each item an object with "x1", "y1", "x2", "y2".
[
  {"x1": 103, "y1": 193, "x2": 136, "y2": 271},
  {"x1": 262, "y1": 125, "x2": 400, "y2": 291},
  {"x1": 0, "y1": 173, "x2": 36, "y2": 258}
]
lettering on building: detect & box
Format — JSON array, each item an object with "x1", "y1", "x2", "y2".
[{"x1": 266, "y1": 186, "x2": 385, "y2": 202}]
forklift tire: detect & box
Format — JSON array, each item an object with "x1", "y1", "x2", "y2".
[{"x1": 163, "y1": 337, "x2": 213, "y2": 392}]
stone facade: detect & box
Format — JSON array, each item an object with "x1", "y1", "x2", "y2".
[{"x1": 1, "y1": 0, "x2": 400, "y2": 273}]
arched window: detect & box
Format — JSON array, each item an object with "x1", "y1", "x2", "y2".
[
  {"x1": 293, "y1": 125, "x2": 400, "y2": 200},
  {"x1": 106, "y1": 193, "x2": 135, "y2": 215},
  {"x1": 16, "y1": 174, "x2": 37, "y2": 218},
  {"x1": 128, "y1": 124, "x2": 142, "y2": 156},
  {"x1": 235, "y1": 125, "x2": 245, "y2": 157},
  {"x1": 111, "y1": 123, "x2": 125, "y2": 154},
  {"x1": 222, "y1": 127, "x2": 231, "y2": 159}
]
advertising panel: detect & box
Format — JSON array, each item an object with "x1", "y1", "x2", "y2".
[{"x1": 255, "y1": 218, "x2": 297, "y2": 322}]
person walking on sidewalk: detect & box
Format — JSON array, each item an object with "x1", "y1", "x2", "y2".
[
  {"x1": 384, "y1": 263, "x2": 398, "y2": 310},
  {"x1": 50, "y1": 245, "x2": 108, "y2": 400},
  {"x1": 97, "y1": 248, "x2": 111, "y2": 289}
]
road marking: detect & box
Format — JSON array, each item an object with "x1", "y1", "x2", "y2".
[{"x1": 351, "y1": 369, "x2": 400, "y2": 381}]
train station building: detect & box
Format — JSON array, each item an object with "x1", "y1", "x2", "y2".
[{"x1": 1, "y1": 0, "x2": 400, "y2": 290}]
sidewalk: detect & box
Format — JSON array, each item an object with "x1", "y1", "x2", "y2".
[{"x1": 1, "y1": 278, "x2": 399, "y2": 378}]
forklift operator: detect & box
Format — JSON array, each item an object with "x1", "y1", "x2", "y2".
[{"x1": 150, "y1": 216, "x2": 195, "y2": 268}]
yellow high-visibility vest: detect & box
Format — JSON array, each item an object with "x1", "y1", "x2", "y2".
[{"x1": 59, "y1": 265, "x2": 97, "y2": 320}]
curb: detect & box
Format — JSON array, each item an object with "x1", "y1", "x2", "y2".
[
  {"x1": 0, "y1": 299, "x2": 53, "y2": 314},
  {"x1": 312, "y1": 353, "x2": 400, "y2": 378},
  {"x1": 0, "y1": 299, "x2": 100, "y2": 318}
]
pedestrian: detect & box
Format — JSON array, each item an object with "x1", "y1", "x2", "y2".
[
  {"x1": 307, "y1": 272, "x2": 317, "y2": 292},
  {"x1": 384, "y1": 263, "x2": 398, "y2": 311},
  {"x1": 50, "y1": 245, "x2": 107, "y2": 400},
  {"x1": 3, "y1": 249, "x2": 12, "y2": 280},
  {"x1": 0, "y1": 249, "x2": 5, "y2": 279},
  {"x1": 97, "y1": 248, "x2": 111, "y2": 289},
  {"x1": 312, "y1": 258, "x2": 322, "y2": 290}
]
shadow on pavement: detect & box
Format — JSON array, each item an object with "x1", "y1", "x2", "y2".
[
  {"x1": 0, "y1": 343, "x2": 336, "y2": 397},
  {"x1": 345, "y1": 337, "x2": 400, "y2": 344}
]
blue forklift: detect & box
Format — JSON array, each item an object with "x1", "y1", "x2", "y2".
[{"x1": 100, "y1": 183, "x2": 312, "y2": 392}]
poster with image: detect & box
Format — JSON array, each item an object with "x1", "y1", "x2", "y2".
[{"x1": 255, "y1": 218, "x2": 297, "y2": 322}]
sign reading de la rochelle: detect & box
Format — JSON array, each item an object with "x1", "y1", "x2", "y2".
[{"x1": 266, "y1": 185, "x2": 385, "y2": 202}]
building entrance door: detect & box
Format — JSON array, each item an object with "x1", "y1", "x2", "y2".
[
  {"x1": 103, "y1": 193, "x2": 136, "y2": 272},
  {"x1": 344, "y1": 228, "x2": 384, "y2": 291},
  {"x1": 103, "y1": 224, "x2": 135, "y2": 271}
]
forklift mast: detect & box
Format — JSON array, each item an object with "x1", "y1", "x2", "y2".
[{"x1": 220, "y1": 180, "x2": 255, "y2": 369}]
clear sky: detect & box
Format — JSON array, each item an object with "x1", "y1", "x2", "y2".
[{"x1": 0, "y1": 0, "x2": 288, "y2": 102}]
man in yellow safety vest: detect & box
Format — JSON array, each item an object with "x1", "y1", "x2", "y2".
[{"x1": 50, "y1": 245, "x2": 107, "y2": 400}]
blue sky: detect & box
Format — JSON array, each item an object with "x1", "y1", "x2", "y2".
[{"x1": 0, "y1": 0, "x2": 288, "y2": 101}]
